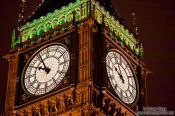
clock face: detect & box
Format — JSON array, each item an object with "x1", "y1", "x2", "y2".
[
  {"x1": 106, "y1": 51, "x2": 138, "y2": 104},
  {"x1": 22, "y1": 43, "x2": 70, "y2": 95}
]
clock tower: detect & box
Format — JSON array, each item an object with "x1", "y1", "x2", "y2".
[{"x1": 4, "y1": 0, "x2": 149, "y2": 115}]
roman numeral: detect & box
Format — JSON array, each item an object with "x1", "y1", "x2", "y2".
[
  {"x1": 46, "y1": 47, "x2": 50, "y2": 57},
  {"x1": 125, "y1": 92, "x2": 130, "y2": 103},
  {"x1": 57, "y1": 50, "x2": 67, "y2": 59},
  {"x1": 52, "y1": 78, "x2": 57, "y2": 85},
  {"x1": 114, "y1": 84, "x2": 118, "y2": 89},
  {"x1": 120, "y1": 91, "x2": 123, "y2": 100},
  {"x1": 57, "y1": 70, "x2": 67, "y2": 74},
  {"x1": 45, "y1": 82, "x2": 47, "y2": 93},
  {"x1": 35, "y1": 82, "x2": 41, "y2": 94},
  {"x1": 112, "y1": 52, "x2": 119, "y2": 64},
  {"x1": 36, "y1": 83, "x2": 41, "y2": 89},
  {"x1": 124, "y1": 64, "x2": 128, "y2": 70},
  {"x1": 107, "y1": 64, "x2": 113, "y2": 70},
  {"x1": 27, "y1": 79, "x2": 37, "y2": 89},
  {"x1": 30, "y1": 79, "x2": 37, "y2": 86},
  {"x1": 59, "y1": 60, "x2": 69, "y2": 65},
  {"x1": 128, "y1": 90, "x2": 134, "y2": 99},
  {"x1": 26, "y1": 74, "x2": 36, "y2": 78},
  {"x1": 54, "y1": 46, "x2": 59, "y2": 56},
  {"x1": 127, "y1": 76, "x2": 133, "y2": 78},
  {"x1": 129, "y1": 83, "x2": 136, "y2": 89}
]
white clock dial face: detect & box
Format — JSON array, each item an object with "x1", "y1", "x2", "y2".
[
  {"x1": 106, "y1": 51, "x2": 137, "y2": 104},
  {"x1": 23, "y1": 44, "x2": 70, "y2": 95}
]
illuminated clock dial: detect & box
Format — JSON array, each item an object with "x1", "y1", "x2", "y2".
[
  {"x1": 106, "y1": 51, "x2": 138, "y2": 104},
  {"x1": 22, "y1": 43, "x2": 70, "y2": 95}
]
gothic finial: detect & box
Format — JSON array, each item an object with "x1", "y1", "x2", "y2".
[
  {"x1": 21, "y1": 0, "x2": 26, "y2": 3},
  {"x1": 11, "y1": 29, "x2": 16, "y2": 49},
  {"x1": 132, "y1": 12, "x2": 139, "y2": 37},
  {"x1": 18, "y1": 0, "x2": 26, "y2": 23}
]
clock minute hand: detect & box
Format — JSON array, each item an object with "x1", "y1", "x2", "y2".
[
  {"x1": 114, "y1": 66, "x2": 124, "y2": 83},
  {"x1": 110, "y1": 61, "x2": 123, "y2": 83},
  {"x1": 37, "y1": 54, "x2": 51, "y2": 74},
  {"x1": 118, "y1": 64, "x2": 122, "y2": 75},
  {"x1": 38, "y1": 54, "x2": 47, "y2": 69}
]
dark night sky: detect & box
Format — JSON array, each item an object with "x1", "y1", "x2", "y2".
[{"x1": 0, "y1": 0, "x2": 175, "y2": 114}]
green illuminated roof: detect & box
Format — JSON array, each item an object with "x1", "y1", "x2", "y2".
[
  {"x1": 13, "y1": 0, "x2": 144, "y2": 58},
  {"x1": 25, "y1": 0, "x2": 118, "y2": 23}
]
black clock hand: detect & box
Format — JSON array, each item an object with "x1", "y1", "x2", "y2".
[
  {"x1": 114, "y1": 58, "x2": 125, "y2": 83},
  {"x1": 114, "y1": 66, "x2": 124, "y2": 83},
  {"x1": 28, "y1": 66, "x2": 46, "y2": 71},
  {"x1": 117, "y1": 63, "x2": 125, "y2": 83},
  {"x1": 118, "y1": 64, "x2": 122, "y2": 75},
  {"x1": 120, "y1": 75, "x2": 124, "y2": 83},
  {"x1": 111, "y1": 61, "x2": 122, "y2": 76},
  {"x1": 38, "y1": 54, "x2": 47, "y2": 69},
  {"x1": 117, "y1": 65, "x2": 124, "y2": 83},
  {"x1": 37, "y1": 54, "x2": 50, "y2": 73},
  {"x1": 114, "y1": 66, "x2": 120, "y2": 75},
  {"x1": 111, "y1": 60, "x2": 124, "y2": 83}
]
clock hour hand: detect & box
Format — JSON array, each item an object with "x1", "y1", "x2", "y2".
[
  {"x1": 114, "y1": 67, "x2": 124, "y2": 83},
  {"x1": 28, "y1": 66, "x2": 46, "y2": 70},
  {"x1": 114, "y1": 66, "x2": 120, "y2": 75},
  {"x1": 111, "y1": 61, "x2": 121, "y2": 75}
]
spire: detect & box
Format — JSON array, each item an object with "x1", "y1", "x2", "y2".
[
  {"x1": 98, "y1": 0, "x2": 119, "y2": 18},
  {"x1": 99, "y1": 0, "x2": 130, "y2": 32},
  {"x1": 11, "y1": 29, "x2": 16, "y2": 49},
  {"x1": 132, "y1": 12, "x2": 144, "y2": 59},
  {"x1": 18, "y1": 0, "x2": 26, "y2": 23},
  {"x1": 132, "y1": 12, "x2": 139, "y2": 38}
]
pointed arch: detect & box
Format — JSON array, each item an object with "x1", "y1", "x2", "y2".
[
  {"x1": 74, "y1": 8, "x2": 81, "y2": 21},
  {"x1": 29, "y1": 29, "x2": 37, "y2": 39},
  {"x1": 59, "y1": 15, "x2": 66, "y2": 25},
  {"x1": 44, "y1": 23, "x2": 52, "y2": 32},
  {"x1": 66, "y1": 12, "x2": 73, "y2": 22},
  {"x1": 51, "y1": 18, "x2": 59, "y2": 29},
  {"x1": 37, "y1": 26, "x2": 44, "y2": 36}
]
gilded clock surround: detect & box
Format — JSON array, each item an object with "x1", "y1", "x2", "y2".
[
  {"x1": 14, "y1": 34, "x2": 72, "y2": 107},
  {"x1": 21, "y1": 43, "x2": 70, "y2": 96},
  {"x1": 106, "y1": 49, "x2": 139, "y2": 105}
]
